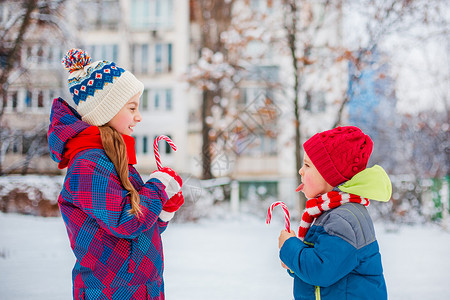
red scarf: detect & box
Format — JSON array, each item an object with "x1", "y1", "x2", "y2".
[
  {"x1": 59, "y1": 126, "x2": 137, "y2": 169},
  {"x1": 298, "y1": 191, "x2": 369, "y2": 241}
]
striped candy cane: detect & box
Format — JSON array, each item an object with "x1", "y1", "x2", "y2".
[
  {"x1": 266, "y1": 201, "x2": 291, "y2": 232},
  {"x1": 153, "y1": 135, "x2": 177, "y2": 170}
]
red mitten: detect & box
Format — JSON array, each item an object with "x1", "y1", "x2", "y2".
[
  {"x1": 149, "y1": 167, "x2": 183, "y2": 199},
  {"x1": 159, "y1": 191, "x2": 185, "y2": 222},
  {"x1": 163, "y1": 191, "x2": 185, "y2": 213}
]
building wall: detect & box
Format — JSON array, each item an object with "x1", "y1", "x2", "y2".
[
  {"x1": 2, "y1": 0, "x2": 348, "y2": 209},
  {"x1": 1, "y1": 0, "x2": 192, "y2": 175}
]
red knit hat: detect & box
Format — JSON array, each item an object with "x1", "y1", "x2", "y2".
[{"x1": 303, "y1": 126, "x2": 373, "y2": 187}]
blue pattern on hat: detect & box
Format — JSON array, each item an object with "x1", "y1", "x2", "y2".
[{"x1": 68, "y1": 61, "x2": 125, "y2": 106}]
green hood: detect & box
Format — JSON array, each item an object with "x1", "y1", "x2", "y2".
[{"x1": 338, "y1": 165, "x2": 392, "y2": 202}]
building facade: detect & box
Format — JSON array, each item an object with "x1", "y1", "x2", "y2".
[
  {"x1": 1, "y1": 0, "x2": 347, "y2": 207},
  {"x1": 1, "y1": 0, "x2": 191, "y2": 175}
]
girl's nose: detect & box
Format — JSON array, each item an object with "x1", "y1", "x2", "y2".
[{"x1": 135, "y1": 111, "x2": 142, "y2": 123}]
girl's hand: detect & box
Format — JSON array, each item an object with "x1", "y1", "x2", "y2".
[
  {"x1": 149, "y1": 167, "x2": 182, "y2": 198},
  {"x1": 278, "y1": 229, "x2": 296, "y2": 249}
]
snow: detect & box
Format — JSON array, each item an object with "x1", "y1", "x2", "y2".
[
  {"x1": 0, "y1": 175, "x2": 63, "y2": 203},
  {"x1": 1, "y1": 212, "x2": 450, "y2": 299}
]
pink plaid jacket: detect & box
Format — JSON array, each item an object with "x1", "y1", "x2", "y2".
[{"x1": 48, "y1": 98, "x2": 169, "y2": 299}]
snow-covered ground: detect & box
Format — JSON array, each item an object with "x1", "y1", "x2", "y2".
[{"x1": 1, "y1": 212, "x2": 450, "y2": 300}]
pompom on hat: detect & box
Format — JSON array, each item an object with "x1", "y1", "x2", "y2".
[
  {"x1": 62, "y1": 48, "x2": 144, "y2": 126},
  {"x1": 303, "y1": 126, "x2": 373, "y2": 187}
]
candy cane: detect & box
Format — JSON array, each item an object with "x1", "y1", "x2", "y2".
[
  {"x1": 266, "y1": 201, "x2": 291, "y2": 232},
  {"x1": 153, "y1": 135, "x2": 177, "y2": 170}
]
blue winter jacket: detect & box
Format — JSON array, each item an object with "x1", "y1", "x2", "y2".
[{"x1": 280, "y1": 166, "x2": 391, "y2": 300}]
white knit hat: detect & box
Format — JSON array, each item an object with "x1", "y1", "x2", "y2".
[{"x1": 62, "y1": 48, "x2": 144, "y2": 126}]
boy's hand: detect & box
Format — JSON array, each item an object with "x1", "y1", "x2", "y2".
[{"x1": 278, "y1": 229, "x2": 296, "y2": 249}]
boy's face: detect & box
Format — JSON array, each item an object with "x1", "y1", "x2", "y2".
[
  {"x1": 108, "y1": 93, "x2": 142, "y2": 136},
  {"x1": 297, "y1": 153, "x2": 333, "y2": 199}
]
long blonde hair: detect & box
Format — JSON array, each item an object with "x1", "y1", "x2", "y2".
[{"x1": 98, "y1": 125, "x2": 142, "y2": 218}]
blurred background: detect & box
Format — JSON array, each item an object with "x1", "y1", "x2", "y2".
[
  {"x1": 0, "y1": 0, "x2": 448, "y2": 224},
  {"x1": 0, "y1": 1, "x2": 449, "y2": 299}
]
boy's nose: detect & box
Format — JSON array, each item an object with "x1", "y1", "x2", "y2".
[{"x1": 299, "y1": 167, "x2": 304, "y2": 176}]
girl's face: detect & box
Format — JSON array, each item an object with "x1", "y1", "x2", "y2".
[
  {"x1": 297, "y1": 153, "x2": 333, "y2": 199},
  {"x1": 108, "y1": 93, "x2": 142, "y2": 136}
]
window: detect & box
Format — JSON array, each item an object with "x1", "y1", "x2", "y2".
[
  {"x1": 3, "y1": 89, "x2": 57, "y2": 112},
  {"x1": 24, "y1": 45, "x2": 63, "y2": 66},
  {"x1": 6, "y1": 132, "x2": 49, "y2": 156},
  {"x1": 155, "y1": 44, "x2": 162, "y2": 73},
  {"x1": 142, "y1": 90, "x2": 149, "y2": 110},
  {"x1": 134, "y1": 135, "x2": 172, "y2": 156},
  {"x1": 165, "y1": 137, "x2": 172, "y2": 154},
  {"x1": 141, "y1": 89, "x2": 173, "y2": 112},
  {"x1": 0, "y1": 49, "x2": 7, "y2": 68},
  {"x1": 47, "y1": 89, "x2": 60, "y2": 108},
  {"x1": 49, "y1": 90, "x2": 57, "y2": 103},
  {"x1": 132, "y1": 43, "x2": 173, "y2": 74},
  {"x1": 167, "y1": 44, "x2": 172, "y2": 71},
  {"x1": 154, "y1": 135, "x2": 173, "y2": 154},
  {"x1": 250, "y1": 0, "x2": 273, "y2": 12},
  {"x1": 37, "y1": 91, "x2": 44, "y2": 108},
  {"x1": 142, "y1": 136, "x2": 148, "y2": 154},
  {"x1": 304, "y1": 91, "x2": 326, "y2": 113},
  {"x1": 11, "y1": 91, "x2": 18, "y2": 111},
  {"x1": 240, "y1": 181, "x2": 278, "y2": 201},
  {"x1": 244, "y1": 133, "x2": 277, "y2": 156},
  {"x1": 25, "y1": 91, "x2": 33, "y2": 108},
  {"x1": 7, "y1": 134, "x2": 22, "y2": 154},
  {"x1": 130, "y1": 0, "x2": 173, "y2": 30},
  {"x1": 141, "y1": 44, "x2": 149, "y2": 74},
  {"x1": 165, "y1": 89, "x2": 172, "y2": 110},
  {"x1": 44, "y1": 46, "x2": 63, "y2": 66},
  {"x1": 157, "y1": 43, "x2": 172, "y2": 73},
  {"x1": 247, "y1": 65, "x2": 279, "y2": 82},
  {"x1": 246, "y1": 41, "x2": 274, "y2": 63},
  {"x1": 4, "y1": 91, "x2": 18, "y2": 111},
  {"x1": 154, "y1": 93, "x2": 160, "y2": 109},
  {"x1": 77, "y1": 0, "x2": 120, "y2": 30},
  {"x1": 239, "y1": 88, "x2": 274, "y2": 107},
  {"x1": 36, "y1": 46, "x2": 45, "y2": 64},
  {"x1": 85, "y1": 44, "x2": 119, "y2": 62}
]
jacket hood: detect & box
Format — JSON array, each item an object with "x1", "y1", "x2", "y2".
[
  {"x1": 338, "y1": 165, "x2": 392, "y2": 202},
  {"x1": 48, "y1": 98, "x2": 90, "y2": 164}
]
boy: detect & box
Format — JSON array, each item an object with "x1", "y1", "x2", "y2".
[{"x1": 278, "y1": 126, "x2": 391, "y2": 300}]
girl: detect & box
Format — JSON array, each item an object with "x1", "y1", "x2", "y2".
[{"x1": 48, "y1": 49, "x2": 184, "y2": 299}]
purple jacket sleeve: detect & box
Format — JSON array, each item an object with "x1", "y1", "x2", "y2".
[{"x1": 69, "y1": 150, "x2": 169, "y2": 239}]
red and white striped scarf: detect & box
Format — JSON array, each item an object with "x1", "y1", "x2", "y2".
[{"x1": 298, "y1": 191, "x2": 369, "y2": 241}]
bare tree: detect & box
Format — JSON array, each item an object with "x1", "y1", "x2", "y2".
[
  {"x1": 0, "y1": 0, "x2": 37, "y2": 115},
  {"x1": 334, "y1": 0, "x2": 449, "y2": 126},
  {"x1": 0, "y1": 0, "x2": 67, "y2": 115},
  {"x1": 279, "y1": 0, "x2": 346, "y2": 210},
  {"x1": 188, "y1": 0, "x2": 234, "y2": 179},
  {"x1": 0, "y1": 0, "x2": 68, "y2": 175}
]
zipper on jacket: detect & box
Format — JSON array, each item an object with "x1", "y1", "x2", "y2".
[{"x1": 315, "y1": 286, "x2": 321, "y2": 300}]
